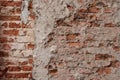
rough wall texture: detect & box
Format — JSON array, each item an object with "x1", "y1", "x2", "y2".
[
  {"x1": 33, "y1": 0, "x2": 120, "y2": 80},
  {"x1": 0, "y1": 0, "x2": 35, "y2": 80},
  {"x1": 1, "y1": 0, "x2": 120, "y2": 80}
]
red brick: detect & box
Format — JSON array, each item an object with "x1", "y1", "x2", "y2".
[
  {"x1": 6, "y1": 73, "x2": 30, "y2": 78},
  {"x1": 79, "y1": 9, "x2": 87, "y2": 13},
  {"x1": 29, "y1": 73, "x2": 32, "y2": 78},
  {"x1": 66, "y1": 33, "x2": 79, "y2": 40},
  {"x1": 97, "y1": 67, "x2": 111, "y2": 74},
  {"x1": 6, "y1": 61, "x2": 15, "y2": 65},
  {"x1": 0, "y1": 37, "x2": 7, "y2": 43},
  {"x1": 67, "y1": 4, "x2": 74, "y2": 11},
  {"x1": 3, "y1": 29, "x2": 19, "y2": 36},
  {"x1": 1, "y1": 22, "x2": 8, "y2": 28},
  {"x1": 16, "y1": 8, "x2": 21, "y2": 14},
  {"x1": 0, "y1": 1, "x2": 22, "y2": 7},
  {"x1": 0, "y1": 51, "x2": 9, "y2": 57},
  {"x1": 110, "y1": 60, "x2": 120, "y2": 68},
  {"x1": 68, "y1": 42, "x2": 81, "y2": 47},
  {"x1": 0, "y1": 16, "x2": 20, "y2": 21},
  {"x1": 29, "y1": 58, "x2": 33, "y2": 64},
  {"x1": 22, "y1": 66, "x2": 32, "y2": 71},
  {"x1": 104, "y1": 23, "x2": 115, "y2": 27},
  {"x1": 8, "y1": 66, "x2": 21, "y2": 71},
  {"x1": 29, "y1": 13, "x2": 36, "y2": 20},
  {"x1": 2, "y1": 44, "x2": 11, "y2": 50},
  {"x1": 19, "y1": 61, "x2": 28, "y2": 65},
  {"x1": 22, "y1": 23, "x2": 31, "y2": 28},
  {"x1": 48, "y1": 69, "x2": 58, "y2": 75},
  {"x1": 27, "y1": 43, "x2": 34, "y2": 50},
  {"x1": 88, "y1": 7, "x2": 100, "y2": 13},
  {"x1": 95, "y1": 54, "x2": 114, "y2": 60},
  {"x1": 28, "y1": 1, "x2": 33, "y2": 10},
  {"x1": 113, "y1": 46, "x2": 120, "y2": 51},
  {"x1": 9, "y1": 22, "x2": 21, "y2": 28},
  {"x1": 104, "y1": 8, "x2": 113, "y2": 13}
]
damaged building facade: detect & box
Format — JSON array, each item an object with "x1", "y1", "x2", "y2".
[{"x1": 1, "y1": 0, "x2": 120, "y2": 80}]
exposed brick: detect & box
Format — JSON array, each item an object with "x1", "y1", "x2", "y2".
[
  {"x1": 29, "y1": 13, "x2": 36, "y2": 20},
  {"x1": 68, "y1": 42, "x2": 81, "y2": 47},
  {"x1": 16, "y1": 8, "x2": 21, "y2": 14},
  {"x1": 113, "y1": 46, "x2": 120, "y2": 51},
  {"x1": 104, "y1": 8, "x2": 113, "y2": 13},
  {"x1": 109, "y1": 60, "x2": 120, "y2": 68},
  {"x1": 1, "y1": 0, "x2": 120, "y2": 80},
  {"x1": 0, "y1": 51, "x2": 9, "y2": 57},
  {"x1": 0, "y1": 37, "x2": 7, "y2": 43},
  {"x1": 2, "y1": 44, "x2": 11, "y2": 50},
  {"x1": 1, "y1": 22, "x2": 8, "y2": 28},
  {"x1": 48, "y1": 69, "x2": 58, "y2": 75},
  {"x1": 3, "y1": 29, "x2": 19, "y2": 36},
  {"x1": 29, "y1": 58, "x2": 33, "y2": 64},
  {"x1": 22, "y1": 66, "x2": 32, "y2": 71},
  {"x1": 66, "y1": 33, "x2": 79, "y2": 40},
  {"x1": 67, "y1": 4, "x2": 74, "y2": 11},
  {"x1": 6, "y1": 73, "x2": 30, "y2": 78},
  {"x1": 97, "y1": 67, "x2": 111, "y2": 74},
  {"x1": 8, "y1": 66, "x2": 21, "y2": 71},
  {"x1": 95, "y1": 54, "x2": 114, "y2": 60},
  {"x1": 27, "y1": 43, "x2": 34, "y2": 50},
  {"x1": 0, "y1": 16, "x2": 20, "y2": 21},
  {"x1": 19, "y1": 61, "x2": 28, "y2": 65},
  {"x1": 0, "y1": 1, "x2": 22, "y2": 7},
  {"x1": 9, "y1": 22, "x2": 21, "y2": 28},
  {"x1": 104, "y1": 23, "x2": 115, "y2": 27},
  {"x1": 88, "y1": 7, "x2": 100, "y2": 13}
]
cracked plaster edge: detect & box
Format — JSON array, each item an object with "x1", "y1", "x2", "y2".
[{"x1": 32, "y1": 0, "x2": 70, "y2": 80}]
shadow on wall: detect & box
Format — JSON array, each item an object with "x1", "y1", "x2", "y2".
[
  {"x1": 0, "y1": 19, "x2": 8, "y2": 79},
  {"x1": 0, "y1": 3, "x2": 8, "y2": 80}
]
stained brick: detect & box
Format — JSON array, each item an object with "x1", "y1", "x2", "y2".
[
  {"x1": 68, "y1": 42, "x2": 81, "y2": 47},
  {"x1": 9, "y1": 22, "x2": 21, "y2": 28},
  {"x1": 21, "y1": 66, "x2": 32, "y2": 71},
  {"x1": 97, "y1": 67, "x2": 111, "y2": 74},
  {"x1": 27, "y1": 43, "x2": 34, "y2": 50},
  {"x1": 8, "y1": 66, "x2": 21, "y2": 71},
  {"x1": 0, "y1": 37, "x2": 7, "y2": 43},
  {"x1": 2, "y1": 44, "x2": 11, "y2": 50},
  {"x1": 0, "y1": 1, "x2": 22, "y2": 7},
  {"x1": 95, "y1": 54, "x2": 114, "y2": 60},
  {"x1": 88, "y1": 7, "x2": 100, "y2": 13},
  {"x1": 1, "y1": 22, "x2": 8, "y2": 28},
  {"x1": 6, "y1": 73, "x2": 30, "y2": 78},
  {"x1": 66, "y1": 33, "x2": 79, "y2": 40},
  {"x1": 3, "y1": 29, "x2": 19, "y2": 36},
  {"x1": 0, "y1": 16, "x2": 20, "y2": 21},
  {"x1": 0, "y1": 51, "x2": 9, "y2": 57}
]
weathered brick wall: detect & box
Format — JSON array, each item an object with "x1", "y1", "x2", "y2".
[
  {"x1": 1, "y1": 0, "x2": 120, "y2": 80},
  {"x1": 33, "y1": 0, "x2": 120, "y2": 80},
  {"x1": 0, "y1": 0, "x2": 34, "y2": 80}
]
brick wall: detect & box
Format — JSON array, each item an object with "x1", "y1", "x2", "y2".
[
  {"x1": 1, "y1": 0, "x2": 120, "y2": 80},
  {"x1": 0, "y1": 0, "x2": 34, "y2": 80},
  {"x1": 33, "y1": 0, "x2": 120, "y2": 80}
]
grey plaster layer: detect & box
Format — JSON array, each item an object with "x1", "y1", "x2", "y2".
[
  {"x1": 32, "y1": 0, "x2": 120, "y2": 80},
  {"x1": 32, "y1": 0, "x2": 70, "y2": 80},
  {"x1": 21, "y1": 0, "x2": 30, "y2": 24}
]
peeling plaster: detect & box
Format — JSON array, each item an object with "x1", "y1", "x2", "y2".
[
  {"x1": 21, "y1": 0, "x2": 30, "y2": 24},
  {"x1": 32, "y1": 0, "x2": 120, "y2": 80},
  {"x1": 33, "y1": 0, "x2": 70, "y2": 80}
]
